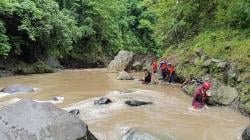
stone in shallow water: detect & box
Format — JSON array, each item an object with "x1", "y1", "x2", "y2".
[
  {"x1": 0, "y1": 99, "x2": 97, "y2": 140},
  {"x1": 94, "y1": 97, "x2": 112, "y2": 105},
  {"x1": 0, "y1": 85, "x2": 34, "y2": 94},
  {"x1": 125, "y1": 100, "x2": 153, "y2": 107},
  {"x1": 242, "y1": 125, "x2": 250, "y2": 140},
  {"x1": 69, "y1": 109, "x2": 80, "y2": 116},
  {"x1": 117, "y1": 71, "x2": 134, "y2": 80},
  {"x1": 122, "y1": 128, "x2": 159, "y2": 140}
]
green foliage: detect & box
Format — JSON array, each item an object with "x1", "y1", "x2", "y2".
[{"x1": 0, "y1": 20, "x2": 11, "y2": 56}]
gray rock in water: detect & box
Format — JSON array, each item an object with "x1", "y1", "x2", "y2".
[
  {"x1": 94, "y1": 97, "x2": 112, "y2": 105},
  {"x1": 212, "y1": 85, "x2": 238, "y2": 105},
  {"x1": 0, "y1": 99, "x2": 97, "y2": 140},
  {"x1": 107, "y1": 50, "x2": 134, "y2": 72},
  {"x1": 242, "y1": 125, "x2": 250, "y2": 140},
  {"x1": 122, "y1": 129, "x2": 159, "y2": 140},
  {"x1": 0, "y1": 85, "x2": 34, "y2": 94},
  {"x1": 125, "y1": 100, "x2": 153, "y2": 107},
  {"x1": 117, "y1": 71, "x2": 134, "y2": 80},
  {"x1": 69, "y1": 109, "x2": 80, "y2": 116}
]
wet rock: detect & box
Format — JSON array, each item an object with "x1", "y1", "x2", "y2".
[
  {"x1": 94, "y1": 97, "x2": 112, "y2": 105},
  {"x1": 0, "y1": 85, "x2": 34, "y2": 94},
  {"x1": 211, "y1": 85, "x2": 239, "y2": 105},
  {"x1": 117, "y1": 71, "x2": 134, "y2": 80},
  {"x1": 242, "y1": 125, "x2": 250, "y2": 140},
  {"x1": 122, "y1": 129, "x2": 159, "y2": 140},
  {"x1": 50, "y1": 96, "x2": 64, "y2": 102},
  {"x1": 0, "y1": 99, "x2": 97, "y2": 140},
  {"x1": 69, "y1": 109, "x2": 80, "y2": 116},
  {"x1": 125, "y1": 100, "x2": 152, "y2": 107},
  {"x1": 107, "y1": 50, "x2": 134, "y2": 72}
]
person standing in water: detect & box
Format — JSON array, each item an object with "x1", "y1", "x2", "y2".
[
  {"x1": 159, "y1": 58, "x2": 167, "y2": 80},
  {"x1": 192, "y1": 82, "x2": 212, "y2": 110},
  {"x1": 167, "y1": 63, "x2": 175, "y2": 83},
  {"x1": 142, "y1": 68, "x2": 151, "y2": 84},
  {"x1": 151, "y1": 58, "x2": 158, "y2": 73}
]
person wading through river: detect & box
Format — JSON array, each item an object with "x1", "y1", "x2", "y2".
[
  {"x1": 159, "y1": 58, "x2": 167, "y2": 80},
  {"x1": 151, "y1": 58, "x2": 158, "y2": 82},
  {"x1": 142, "y1": 68, "x2": 151, "y2": 84},
  {"x1": 192, "y1": 82, "x2": 212, "y2": 110},
  {"x1": 167, "y1": 63, "x2": 175, "y2": 83}
]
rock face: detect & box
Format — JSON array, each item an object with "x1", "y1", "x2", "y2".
[
  {"x1": 117, "y1": 71, "x2": 134, "y2": 80},
  {"x1": 242, "y1": 125, "x2": 250, "y2": 140},
  {"x1": 107, "y1": 50, "x2": 134, "y2": 72},
  {"x1": 45, "y1": 56, "x2": 63, "y2": 70},
  {"x1": 125, "y1": 100, "x2": 153, "y2": 107},
  {"x1": 0, "y1": 99, "x2": 97, "y2": 140},
  {"x1": 94, "y1": 97, "x2": 112, "y2": 105},
  {"x1": 211, "y1": 85, "x2": 238, "y2": 105},
  {"x1": 130, "y1": 54, "x2": 155, "y2": 72},
  {"x1": 0, "y1": 85, "x2": 34, "y2": 94},
  {"x1": 122, "y1": 129, "x2": 159, "y2": 140}
]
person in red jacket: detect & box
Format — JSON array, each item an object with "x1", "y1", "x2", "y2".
[
  {"x1": 167, "y1": 63, "x2": 175, "y2": 83},
  {"x1": 159, "y1": 58, "x2": 167, "y2": 80},
  {"x1": 151, "y1": 58, "x2": 158, "y2": 73},
  {"x1": 192, "y1": 82, "x2": 212, "y2": 110}
]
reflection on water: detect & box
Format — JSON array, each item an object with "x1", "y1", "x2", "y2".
[{"x1": 0, "y1": 69, "x2": 249, "y2": 140}]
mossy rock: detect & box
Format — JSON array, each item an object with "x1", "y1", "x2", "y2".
[
  {"x1": 10, "y1": 61, "x2": 53, "y2": 74},
  {"x1": 32, "y1": 61, "x2": 54, "y2": 73}
]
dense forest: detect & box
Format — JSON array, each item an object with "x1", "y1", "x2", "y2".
[{"x1": 0, "y1": 0, "x2": 249, "y2": 113}]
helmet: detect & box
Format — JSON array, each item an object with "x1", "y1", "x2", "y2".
[
  {"x1": 167, "y1": 63, "x2": 171, "y2": 65},
  {"x1": 202, "y1": 82, "x2": 211, "y2": 90}
]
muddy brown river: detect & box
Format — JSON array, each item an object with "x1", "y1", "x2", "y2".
[{"x1": 0, "y1": 69, "x2": 249, "y2": 140}]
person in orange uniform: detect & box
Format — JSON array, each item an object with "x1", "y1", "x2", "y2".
[
  {"x1": 159, "y1": 58, "x2": 167, "y2": 80},
  {"x1": 151, "y1": 58, "x2": 158, "y2": 73},
  {"x1": 167, "y1": 63, "x2": 175, "y2": 83}
]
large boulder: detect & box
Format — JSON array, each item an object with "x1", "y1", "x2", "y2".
[
  {"x1": 242, "y1": 125, "x2": 250, "y2": 140},
  {"x1": 125, "y1": 100, "x2": 153, "y2": 107},
  {"x1": 209, "y1": 81, "x2": 239, "y2": 105},
  {"x1": 122, "y1": 129, "x2": 159, "y2": 140},
  {"x1": 130, "y1": 54, "x2": 155, "y2": 72},
  {"x1": 107, "y1": 50, "x2": 134, "y2": 72},
  {"x1": 0, "y1": 85, "x2": 34, "y2": 94},
  {"x1": 0, "y1": 99, "x2": 97, "y2": 140},
  {"x1": 117, "y1": 71, "x2": 134, "y2": 80}
]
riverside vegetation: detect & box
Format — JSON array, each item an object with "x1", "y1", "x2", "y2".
[{"x1": 0, "y1": 0, "x2": 249, "y2": 115}]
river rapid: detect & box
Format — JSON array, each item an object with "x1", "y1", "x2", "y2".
[{"x1": 0, "y1": 69, "x2": 249, "y2": 140}]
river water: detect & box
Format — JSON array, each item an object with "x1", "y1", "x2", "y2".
[{"x1": 0, "y1": 69, "x2": 249, "y2": 140}]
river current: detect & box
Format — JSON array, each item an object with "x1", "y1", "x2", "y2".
[{"x1": 0, "y1": 69, "x2": 249, "y2": 140}]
